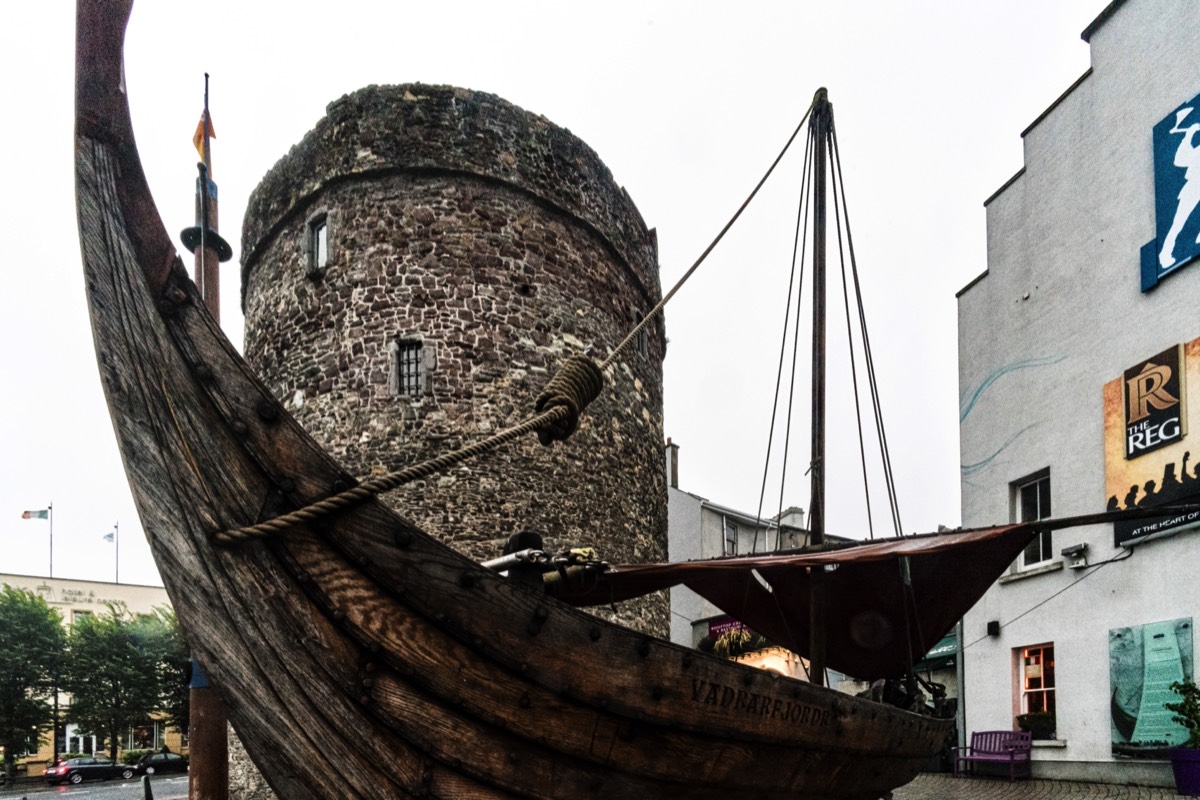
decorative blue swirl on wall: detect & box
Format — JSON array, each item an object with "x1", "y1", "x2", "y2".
[
  {"x1": 959, "y1": 355, "x2": 1066, "y2": 422},
  {"x1": 960, "y1": 423, "x2": 1041, "y2": 479}
]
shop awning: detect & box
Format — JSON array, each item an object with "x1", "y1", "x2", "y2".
[{"x1": 915, "y1": 632, "x2": 959, "y2": 672}]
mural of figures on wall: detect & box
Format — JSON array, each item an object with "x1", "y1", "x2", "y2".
[
  {"x1": 1104, "y1": 337, "x2": 1200, "y2": 545},
  {"x1": 1158, "y1": 107, "x2": 1200, "y2": 271},
  {"x1": 1110, "y1": 617, "x2": 1193, "y2": 758},
  {"x1": 1142, "y1": 91, "x2": 1200, "y2": 291}
]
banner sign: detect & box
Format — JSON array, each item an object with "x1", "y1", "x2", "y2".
[
  {"x1": 708, "y1": 617, "x2": 748, "y2": 639},
  {"x1": 1141, "y1": 90, "x2": 1200, "y2": 291},
  {"x1": 1109, "y1": 617, "x2": 1193, "y2": 758},
  {"x1": 1124, "y1": 345, "x2": 1185, "y2": 458},
  {"x1": 1104, "y1": 338, "x2": 1200, "y2": 546}
]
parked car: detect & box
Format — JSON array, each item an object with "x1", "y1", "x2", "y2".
[
  {"x1": 44, "y1": 757, "x2": 134, "y2": 785},
  {"x1": 135, "y1": 751, "x2": 189, "y2": 775}
]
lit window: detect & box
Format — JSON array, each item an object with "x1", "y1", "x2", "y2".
[
  {"x1": 1021, "y1": 643, "x2": 1056, "y2": 716},
  {"x1": 1014, "y1": 472, "x2": 1052, "y2": 567}
]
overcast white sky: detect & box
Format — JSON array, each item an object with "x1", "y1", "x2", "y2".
[{"x1": 0, "y1": 1, "x2": 1112, "y2": 585}]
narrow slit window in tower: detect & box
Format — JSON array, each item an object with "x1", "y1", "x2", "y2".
[{"x1": 307, "y1": 213, "x2": 329, "y2": 278}]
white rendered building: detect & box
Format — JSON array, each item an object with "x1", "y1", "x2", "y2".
[
  {"x1": 957, "y1": 0, "x2": 1200, "y2": 785},
  {"x1": 0, "y1": 574, "x2": 177, "y2": 772},
  {"x1": 665, "y1": 440, "x2": 809, "y2": 648}
]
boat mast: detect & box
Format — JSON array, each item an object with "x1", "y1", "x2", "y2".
[{"x1": 808, "y1": 88, "x2": 830, "y2": 687}]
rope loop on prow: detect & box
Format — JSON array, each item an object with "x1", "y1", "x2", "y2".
[{"x1": 534, "y1": 354, "x2": 605, "y2": 446}]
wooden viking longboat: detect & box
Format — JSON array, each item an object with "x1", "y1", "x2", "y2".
[{"x1": 75, "y1": 2, "x2": 1138, "y2": 798}]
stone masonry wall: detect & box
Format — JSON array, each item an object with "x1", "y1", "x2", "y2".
[{"x1": 240, "y1": 84, "x2": 667, "y2": 636}]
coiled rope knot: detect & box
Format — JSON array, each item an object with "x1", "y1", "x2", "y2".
[{"x1": 534, "y1": 354, "x2": 605, "y2": 446}]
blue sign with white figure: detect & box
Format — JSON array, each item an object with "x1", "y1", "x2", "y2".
[{"x1": 1142, "y1": 91, "x2": 1200, "y2": 291}]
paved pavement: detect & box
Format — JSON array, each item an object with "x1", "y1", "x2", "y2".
[
  {"x1": 893, "y1": 774, "x2": 1183, "y2": 799},
  {"x1": 1, "y1": 773, "x2": 1181, "y2": 799}
]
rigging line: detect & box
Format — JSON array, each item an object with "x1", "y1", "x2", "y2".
[
  {"x1": 751, "y1": 128, "x2": 811, "y2": 553},
  {"x1": 771, "y1": 183, "x2": 808, "y2": 541},
  {"x1": 829, "y1": 134, "x2": 876, "y2": 540},
  {"x1": 831, "y1": 128, "x2": 904, "y2": 536},
  {"x1": 899, "y1": 560, "x2": 916, "y2": 682},
  {"x1": 843, "y1": 230, "x2": 903, "y2": 536},
  {"x1": 835, "y1": 130, "x2": 902, "y2": 537},
  {"x1": 960, "y1": 547, "x2": 1136, "y2": 652},
  {"x1": 831, "y1": 128, "x2": 900, "y2": 537},
  {"x1": 904, "y1": 568, "x2": 931, "y2": 683},
  {"x1": 214, "y1": 402, "x2": 575, "y2": 542},
  {"x1": 773, "y1": 127, "x2": 816, "y2": 545},
  {"x1": 860, "y1": 295, "x2": 903, "y2": 538},
  {"x1": 752, "y1": 121, "x2": 815, "y2": 554},
  {"x1": 600, "y1": 99, "x2": 817, "y2": 371},
  {"x1": 765, "y1": 577, "x2": 807, "y2": 680}
]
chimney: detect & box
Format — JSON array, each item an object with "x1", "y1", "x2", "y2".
[
  {"x1": 775, "y1": 506, "x2": 806, "y2": 528},
  {"x1": 665, "y1": 437, "x2": 680, "y2": 489}
]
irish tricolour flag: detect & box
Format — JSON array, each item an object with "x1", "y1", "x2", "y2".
[{"x1": 22, "y1": 509, "x2": 48, "y2": 520}]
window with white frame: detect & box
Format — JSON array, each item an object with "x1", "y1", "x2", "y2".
[
  {"x1": 1020, "y1": 643, "x2": 1056, "y2": 717},
  {"x1": 66, "y1": 725, "x2": 98, "y2": 755},
  {"x1": 124, "y1": 720, "x2": 163, "y2": 751},
  {"x1": 724, "y1": 519, "x2": 738, "y2": 556},
  {"x1": 1014, "y1": 471, "x2": 1052, "y2": 567}
]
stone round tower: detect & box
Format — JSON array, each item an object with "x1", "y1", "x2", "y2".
[{"x1": 240, "y1": 84, "x2": 667, "y2": 634}]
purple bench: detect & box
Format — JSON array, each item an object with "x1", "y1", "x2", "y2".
[{"x1": 952, "y1": 730, "x2": 1032, "y2": 781}]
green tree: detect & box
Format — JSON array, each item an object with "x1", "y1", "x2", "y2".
[
  {"x1": 142, "y1": 608, "x2": 190, "y2": 734},
  {"x1": 0, "y1": 585, "x2": 64, "y2": 785},
  {"x1": 62, "y1": 605, "x2": 164, "y2": 761}
]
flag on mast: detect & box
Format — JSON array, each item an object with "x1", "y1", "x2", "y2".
[
  {"x1": 22, "y1": 509, "x2": 49, "y2": 520},
  {"x1": 103, "y1": 531, "x2": 115, "y2": 542},
  {"x1": 192, "y1": 109, "x2": 216, "y2": 164}
]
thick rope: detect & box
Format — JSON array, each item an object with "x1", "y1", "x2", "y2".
[
  {"x1": 534, "y1": 354, "x2": 605, "y2": 445},
  {"x1": 215, "y1": 404, "x2": 570, "y2": 543},
  {"x1": 214, "y1": 356, "x2": 601, "y2": 544}
]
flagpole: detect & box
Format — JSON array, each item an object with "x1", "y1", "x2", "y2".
[
  {"x1": 48, "y1": 501, "x2": 54, "y2": 579},
  {"x1": 198, "y1": 72, "x2": 214, "y2": 318},
  {"x1": 114, "y1": 521, "x2": 119, "y2": 584},
  {"x1": 182, "y1": 75, "x2": 230, "y2": 800},
  {"x1": 182, "y1": 72, "x2": 233, "y2": 322}
]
